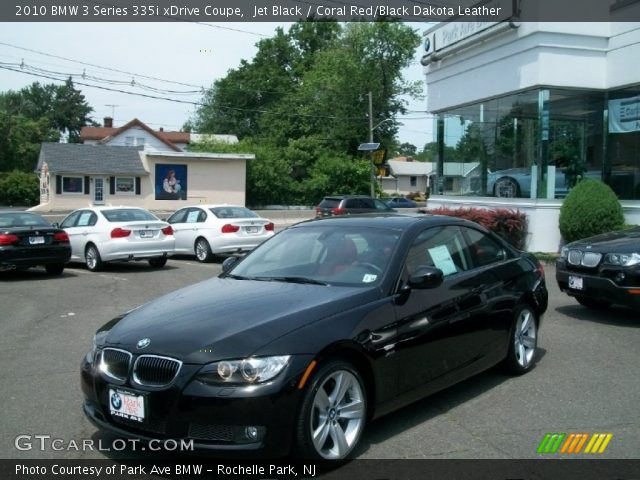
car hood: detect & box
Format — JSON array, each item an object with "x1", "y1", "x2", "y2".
[
  {"x1": 102, "y1": 277, "x2": 378, "y2": 363},
  {"x1": 568, "y1": 227, "x2": 640, "y2": 253}
]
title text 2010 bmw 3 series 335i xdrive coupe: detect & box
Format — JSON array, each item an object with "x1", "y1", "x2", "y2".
[{"x1": 81, "y1": 214, "x2": 548, "y2": 460}]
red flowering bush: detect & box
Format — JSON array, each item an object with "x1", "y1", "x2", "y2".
[{"x1": 420, "y1": 207, "x2": 528, "y2": 250}]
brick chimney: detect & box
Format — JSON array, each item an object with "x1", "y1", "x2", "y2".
[{"x1": 104, "y1": 117, "x2": 113, "y2": 128}]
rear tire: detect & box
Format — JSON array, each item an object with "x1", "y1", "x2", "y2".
[
  {"x1": 194, "y1": 238, "x2": 213, "y2": 263},
  {"x1": 45, "y1": 263, "x2": 65, "y2": 275},
  {"x1": 575, "y1": 296, "x2": 611, "y2": 310},
  {"x1": 294, "y1": 360, "x2": 367, "y2": 461},
  {"x1": 85, "y1": 244, "x2": 103, "y2": 272},
  {"x1": 148, "y1": 257, "x2": 167, "y2": 268},
  {"x1": 504, "y1": 304, "x2": 538, "y2": 375}
]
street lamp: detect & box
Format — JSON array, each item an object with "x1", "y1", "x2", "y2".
[{"x1": 364, "y1": 91, "x2": 395, "y2": 197}]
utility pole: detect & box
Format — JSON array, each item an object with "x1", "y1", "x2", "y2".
[{"x1": 368, "y1": 91, "x2": 375, "y2": 197}]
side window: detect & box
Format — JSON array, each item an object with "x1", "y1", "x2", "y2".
[
  {"x1": 405, "y1": 226, "x2": 471, "y2": 277},
  {"x1": 360, "y1": 198, "x2": 375, "y2": 209},
  {"x1": 374, "y1": 199, "x2": 391, "y2": 210},
  {"x1": 463, "y1": 227, "x2": 507, "y2": 268},
  {"x1": 76, "y1": 211, "x2": 97, "y2": 227},
  {"x1": 167, "y1": 209, "x2": 187, "y2": 224},
  {"x1": 185, "y1": 208, "x2": 204, "y2": 224},
  {"x1": 345, "y1": 199, "x2": 359, "y2": 209},
  {"x1": 60, "y1": 211, "x2": 81, "y2": 228}
]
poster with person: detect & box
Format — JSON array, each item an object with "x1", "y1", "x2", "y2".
[{"x1": 155, "y1": 164, "x2": 187, "y2": 200}]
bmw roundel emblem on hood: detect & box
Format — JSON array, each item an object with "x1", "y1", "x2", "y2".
[{"x1": 136, "y1": 338, "x2": 151, "y2": 349}]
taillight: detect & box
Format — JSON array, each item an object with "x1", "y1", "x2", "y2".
[
  {"x1": 0, "y1": 233, "x2": 19, "y2": 246},
  {"x1": 53, "y1": 232, "x2": 69, "y2": 242},
  {"x1": 161, "y1": 226, "x2": 173, "y2": 235},
  {"x1": 110, "y1": 228, "x2": 131, "y2": 238},
  {"x1": 331, "y1": 207, "x2": 346, "y2": 215},
  {"x1": 265, "y1": 222, "x2": 274, "y2": 231},
  {"x1": 221, "y1": 224, "x2": 240, "y2": 233}
]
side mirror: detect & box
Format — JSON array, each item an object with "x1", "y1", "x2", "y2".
[
  {"x1": 221, "y1": 256, "x2": 238, "y2": 273},
  {"x1": 408, "y1": 266, "x2": 443, "y2": 290},
  {"x1": 52, "y1": 222, "x2": 60, "y2": 228}
]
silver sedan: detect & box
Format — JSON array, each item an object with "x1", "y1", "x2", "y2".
[
  {"x1": 60, "y1": 206, "x2": 175, "y2": 271},
  {"x1": 167, "y1": 205, "x2": 274, "y2": 262}
]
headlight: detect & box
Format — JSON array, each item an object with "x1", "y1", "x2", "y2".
[
  {"x1": 195, "y1": 356, "x2": 291, "y2": 385},
  {"x1": 85, "y1": 331, "x2": 108, "y2": 364},
  {"x1": 560, "y1": 247, "x2": 569, "y2": 259},
  {"x1": 604, "y1": 252, "x2": 640, "y2": 267}
]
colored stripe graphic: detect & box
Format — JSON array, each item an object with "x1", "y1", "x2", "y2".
[{"x1": 539, "y1": 433, "x2": 613, "y2": 454}]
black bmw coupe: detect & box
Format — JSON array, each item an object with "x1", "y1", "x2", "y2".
[
  {"x1": 81, "y1": 214, "x2": 548, "y2": 460},
  {"x1": 0, "y1": 211, "x2": 71, "y2": 274}
]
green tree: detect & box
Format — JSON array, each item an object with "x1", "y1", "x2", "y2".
[
  {"x1": 0, "y1": 80, "x2": 93, "y2": 172},
  {"x1": 0, "y1": 170, "x2": 40, "y2": 206}
]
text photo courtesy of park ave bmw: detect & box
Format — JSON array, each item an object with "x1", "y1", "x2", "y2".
[{"x1": 1, "y1": 0, "x2": 640, "y2": 479}]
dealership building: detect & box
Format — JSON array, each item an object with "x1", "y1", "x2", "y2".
[{"x1": 421, "y1": 15, "x2": 640, "y2": 251}]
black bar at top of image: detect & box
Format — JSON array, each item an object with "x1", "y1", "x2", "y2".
[
  {"x1": 3, "y1": 459, "x2": 640, "y2": 480},
  {"x1": 3, "y1": 0, "x2": 640, "y2": 22}
]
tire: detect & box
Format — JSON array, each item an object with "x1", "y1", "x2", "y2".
[
  {"x1": 494, "y1": 177, "x2": 520, "y2": 198},
  {"x1": 194, "y1": 238, "x2": 214, "y2": 263},
  {"x1": 575, "y1": 296, "x2": 611, "y2": 310},
  {"x1": 504, "y1": 304, "x2": 538, "y2": 375},
  {"x1": 85, "y1": 244, "x2": 103, "y2": 272},
  {"x1": 148, "y1": 257, "x2": 167, "y2": 268},
  {"x1": 294, "y1": 360, "x2": 367, "y2": 461},
  {"x1": 45, "y1": 263, "x2": 65, "y2": 275}
]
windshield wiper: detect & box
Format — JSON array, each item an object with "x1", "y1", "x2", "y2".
[
  {"x1": 225, "y1": 274, "x2": 252, "y2": 280},
  {"x1": 265, "y1": 276, "x2": 329, "y2": 286}
]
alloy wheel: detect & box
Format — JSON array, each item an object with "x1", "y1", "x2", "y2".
[
  {"x1": 310, "y1": 369, "x2": 365, "y2": 460},
  {"x1": 513, "y1": 307, "x2": 537, "y2": 368}
]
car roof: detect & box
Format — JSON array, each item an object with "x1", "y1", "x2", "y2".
[
  {"x1": 292, "y1": 213, "x2": 479, "y2": 230},
  {"x1": 322, "y1": 195, "x2": 375, "y2": 199}
]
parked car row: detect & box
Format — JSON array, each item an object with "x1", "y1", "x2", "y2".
[{"x1": 0, "y1": 205, "x2": 274, "y2": 274}]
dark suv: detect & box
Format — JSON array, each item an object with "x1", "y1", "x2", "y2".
[{"x1": 315, "y1": 195, "x2": 395, "y2": 218}]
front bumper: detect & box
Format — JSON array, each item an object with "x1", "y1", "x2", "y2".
[
  {"x1": 556, "y1": 260, "x2": 640, "y2": 310},
  {"x1": 81, "y1": 353, "x2": 311, "y2": 457}
]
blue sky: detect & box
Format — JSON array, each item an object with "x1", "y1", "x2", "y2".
[{"x1": 0, "y1": 22, "x2": 433, "y2": 148}]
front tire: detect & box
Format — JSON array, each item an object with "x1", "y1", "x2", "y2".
[
  {"x1": 85, "y1": 244, "x2": 103, "y2": 272},
  {"x1": 504, "y1": 304, "x2": 538, "y2": 375},
  {"x1": 294, "y1": 360, "x2": 367, "y2": 461},
  {"x1": 194, "y1": 238, "x2": 214, "y2": 263},
  {"x1": 494, "y1": 177, "x2": 520, "y2": 198},
  {"x1": 575, "y1": 296, "x2": 611, "y2": 310}
]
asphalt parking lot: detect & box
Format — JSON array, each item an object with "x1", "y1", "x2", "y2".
[{"x1": 0, "y1": 258, "x2": 638, "y2": 460}]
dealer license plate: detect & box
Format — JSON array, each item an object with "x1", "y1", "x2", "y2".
[
  {"x1": 108, "y1": 388, "x2": 145, "y2": 422},
  {"x1": 245, "y1": 226, "x2": 259, "y2": 234},
  {"x1": 29, "y1": 236, "x2": 44, "y2": 245},
  {"x1": 568, "y1": 275, "x2": 584, "y2": 290},
  {"x1": 139, "y1": 230, "x2": 154, "y2": 238}
]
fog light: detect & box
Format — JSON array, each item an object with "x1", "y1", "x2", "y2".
[
  {"x1": 245, "y1": 426, "x2": 258, "y2": 441},
  {"x1": 615, "y1": 272, "x2": 626, "y2": 283}
]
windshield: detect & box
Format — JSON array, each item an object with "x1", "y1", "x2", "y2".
[
  {"x1": 210, "y1": 207, "x2": 258, "y2": 219},
  {"x1": 0, "y1": 212, "x2": 50, "y2": 228},
  {"x1": 101, "y1": 209, "x2": 158, "y2": 222},
  {"x1": 229, "y1": 224, "x2": 400, "y2": 286}
]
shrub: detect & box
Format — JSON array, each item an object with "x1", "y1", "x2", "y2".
[
  {"x1": 0, "y1": 170, "x2": 40, "y2": 207},
  {"x1": 559, "y1": 179, "x2": 624, "y2": 243},
  {"x1": 422, "y1": 206, "x2": 528, "y2": 250}
]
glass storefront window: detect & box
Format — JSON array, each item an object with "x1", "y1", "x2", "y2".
[
  {"x1": 431, "y1": 88, "x2": 639, "y2": 200},
  {"x1": 607, "y1": 87, "x2": 640, "y2": 200}
]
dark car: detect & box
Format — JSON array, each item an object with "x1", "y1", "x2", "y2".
[
  {"x1": 81, "y1": 214, "x2": 548, "y2": 460},
  {"x1": 0, "y1": 211, "x2": 71, "y2": 274},
  {"x1": 385, "y1": 197, "x2": 418, "y2": 208},
  {"x1": 556, "y1": 227, "x2": 640, "y2": 311},
  {"x1": 315, "y1": 195, "x2": 394, "y2": 218}
]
